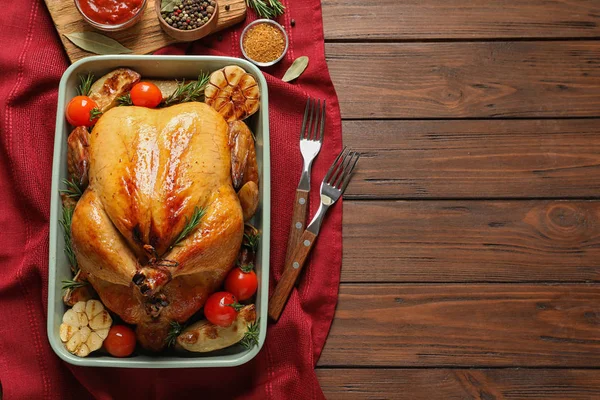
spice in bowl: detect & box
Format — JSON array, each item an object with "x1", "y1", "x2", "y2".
[
  {"x1": 241, "y1": 19, "x2": 288, "y2": 66},
  {"x1": 161, "y1": 0, "x2": 216, "y2": 30}
]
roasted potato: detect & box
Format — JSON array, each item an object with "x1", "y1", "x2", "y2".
[
  {"x1": 176, "y1": 304, "x2": 256, "y2": 352},
  {"x1": 89, "y1": 68, "x2": 141, "y2": 112},
  {"x1": 146, "y1": 79, "x2": 180, "y2": 101}
]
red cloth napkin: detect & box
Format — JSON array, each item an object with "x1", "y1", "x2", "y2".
[{"x1": 0, "y1": 0, "x2": 342, "y2": 398}]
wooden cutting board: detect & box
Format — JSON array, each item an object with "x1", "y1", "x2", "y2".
[{"x1": 44, "y1": 0, "x2": 247, "y2": 63}]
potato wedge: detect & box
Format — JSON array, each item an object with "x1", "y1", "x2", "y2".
[
  {"x1": 177, "y1": 304, "x2": 256, "y2": 352},
  {"x1": 146, "y1": 79, "x2": 181, "y2": 101},
  {"x1": 89, "y1": 68, "x2": 141, "y2": 112}
]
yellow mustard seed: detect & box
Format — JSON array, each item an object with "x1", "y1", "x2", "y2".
[{"x1": 243, "y1": 23, "x2": 285, "y2": 63}]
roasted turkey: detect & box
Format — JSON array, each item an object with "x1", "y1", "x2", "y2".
[{"x1": 69, "y1": 102, "x2": 258, "y2": 351}]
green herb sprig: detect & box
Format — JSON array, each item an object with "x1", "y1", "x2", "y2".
[
  {"x1": 240, "y1": 319, "x2": 260, "y2": 349},
  {"x1": 117, "y1": 93, "x2": 133, "y2": 106},
  {"x1": 166, "y1": 321, "x2": 184, "y2": 347},
  {"x1": 243, "y1": 232, "x2": 260, "y2": 253},
  {"x1": 62, "y1": 279, "x2": 88, "y2": 291},
  {"x1": 163, "y1": 72, "x2": 210, "y2": 106},
  {"x1": 246, "y1": 0, "x2": 284, "y2": 18},
  {"x1": 77, "y1": 73, "x2": 94, "y2": 96},
  {"x1": 171, "y1": 206, "x2": 206, "y2": 249},
  {"x1": 60, "y1": 206, "x2": 78, "y2": 273},
  {"x1": 60, "y1": 177, "x2": 83, "y2": 199}
]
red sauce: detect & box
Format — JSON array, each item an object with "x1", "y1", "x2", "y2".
[{"x1": 78, "y1": 0, "x2": 143, "y2": 25}]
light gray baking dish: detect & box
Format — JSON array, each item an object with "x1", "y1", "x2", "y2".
[{"x1": 47, "y1": 55, "x2": 270, "y2": 368}]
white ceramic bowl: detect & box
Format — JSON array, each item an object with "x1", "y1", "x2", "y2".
[{"x1": 48, "y1": 55, "x2": 270, "y2": 368}]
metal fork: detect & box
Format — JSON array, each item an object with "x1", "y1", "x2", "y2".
[
  {"x1": 269, "y1": 147, "x2": 360, "y2": 321},
  {"x1": 283, "y1": 98, "x2": 326, "y2": 267}
]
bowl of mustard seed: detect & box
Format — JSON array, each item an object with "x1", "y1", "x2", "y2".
[{"x1": 240, "y1": 19, "x2": 288, "y2": 67}]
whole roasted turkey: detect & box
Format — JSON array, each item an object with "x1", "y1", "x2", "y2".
[{"x1": 68, "y1": 99, "x2": 259, "y2": 351}]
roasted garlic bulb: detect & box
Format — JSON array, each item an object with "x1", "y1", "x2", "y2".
[{"x1": 60, "y1": 300, "x2": 112, "y2": 357}]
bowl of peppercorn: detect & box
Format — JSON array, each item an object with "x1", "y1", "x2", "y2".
[{"x1": 155, "y1": 0, "x2": 219, "y2": 41}]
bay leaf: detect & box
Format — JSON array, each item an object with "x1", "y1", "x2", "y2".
[
  {"x1": 282, "y1": 56, "x2": 309, "y2": 83},
  {"x1": 64, "y1": 32, "x2": 132, "y2": 55},
  {"x1": 161, "y1": 0, "x2": 177, "y2": 12}
]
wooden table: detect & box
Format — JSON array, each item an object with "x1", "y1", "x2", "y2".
[{"x1": 316, "y1": 1, "x2": 600, "y2": 398}]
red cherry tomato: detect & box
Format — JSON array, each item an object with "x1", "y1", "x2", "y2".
[
  {"x1": 104, "y1": 325, "x2": 136, "y2": 357},
  {"x1": 130, "y1": 82, "x2": 163, "y2": 108},
  {"x1": 225, "y1": 267, "x2": 258, "y2": 301},
  {"x1": 204, "y1": 292, "x2": 240, "y2": 327},
  {"x1": 65, "y1": 95, "x2": 100, "y2": 127}
]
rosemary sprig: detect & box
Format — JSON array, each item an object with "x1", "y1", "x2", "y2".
[
  {"x1": 60, "y1": 177, "x2": 83, "y2": 199},
  {"x1": 171, "y1": 206, "x2": 206, "y2": 248},
  {"x1": 77, "y1": 73, "x2": 94, "y2": 96},
  {"x1": 266, "y1": 0, "x2": 285, "y2": 17},
  {"x1": 240, "y1": 319, "x2": 260, "y2": 349},
  {"x1": 246, "y1": 0, "x2": 284, "y2": 18},
  {"x1": 62, "y1": 279, "x2": 88, "y2": 291},
  {"x1": 246, "y1": 0, "x2": 272, "y2": 18},
  {"x1": 89, "y1": 107, "x2": 103, "y2": 121},
  {"x1": 59, "y1": 205, "x2": 78, "y2": 273},
  {"x1": 163, "y1": 72, "x2": 210, "y2": 106},
  {"x1": 166, "y1": 321, "x2": 184, "y2": 347},
  {"x1": 117, "y1": 93, "x2": 132, "y2": 106},
  {"x1": 243, "y1": 232, "x2": 260, "y2": 253}
]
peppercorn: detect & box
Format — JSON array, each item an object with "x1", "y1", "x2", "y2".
[
  {"x1": 161, "y1": 0, "x2": 214, "y2": 30},
  {"x1": 291, "y1": 19, "x2": 296, "y2": 27},
  {"x1": 225, "y1": 4, "x2": 230, "y2": 11}
]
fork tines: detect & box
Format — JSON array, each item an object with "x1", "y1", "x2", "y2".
[
  {"x1": 324, "y1": 147, "x2": 360, "y2": 192},
  {"x1": 301, "y1": 98, "x2": 326, "y2": 142}
]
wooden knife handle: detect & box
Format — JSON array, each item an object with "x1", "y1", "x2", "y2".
[
  {"x1": 268, "y1": 229, "x2": 317, "y2": 321},
  {"x1": 284, "y1": 189, "x2": 309, "y2": 265}
]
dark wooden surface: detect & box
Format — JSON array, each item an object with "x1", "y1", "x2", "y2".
[{"x1": 319, "y1": 0, "x2": 600, "y2": 397}]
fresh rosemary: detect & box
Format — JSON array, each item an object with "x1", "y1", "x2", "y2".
[
  {"x1": 61, "y1": 279, "x2": 88, "y2": 291},
  {"x1": 243, "y1": 231, "x2": 260, "y2": 253},
  {"x1": 240, "y1": 319, "x2": 260, "y2": 349},
  {"x1": 246, "y1": 0, "x2": 284, "y2": 18},
  {"x1": 60, "y1": 177, "x2": 83, "y2": 199},
  {"x1": 171, "y1": 206, "x2": 206, "y2": 248},
  {"x1": 166, "y1": 321, "x2": 184, "y2": 347},
  {"x1": 266, "y1": 0, "x2": 285, "y2": 17},
  {"x1": 117, "y1": 93, "x2": 132, "y2": 106},
  {"x1": 163, "y1": 72, "x2": 210, "y2": 106},
  {"x1": 77, "y1": 73, "x2": 94, "y2": 96},
  {"x1": 59, "y1": 206, "x2": 78, "y2": 272},
  {"x1": 89, "y1": 107, "x2": 103, "y2": 121}
]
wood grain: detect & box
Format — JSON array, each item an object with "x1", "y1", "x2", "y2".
[
  {"x1": 318, "y1": 284, "x2": 600, "y2": 367},
  {"x1": 269, "y1": 229, "x2": 317, "y2": 321},
  {"x1": 44, "y1": 0, "x2": 246, "y2": 63},
  {"x1": 317, "y1": 368, "x2": 600, "y2": 399},
  {"x1": 341, "y1": 119, "x2": 600, "y2": 199},
  {"x1": 322, "y1": 0, "x2": 600, "y2": 40},
  {"x1": 342, "y1": 200, "x2": 600, "y2": 283},
  {"x1": 325, "y1": 42, "x2": 600, "y2": 119},
  {"x1": 284, "y1": 189, "x2": 309, "y2": 265}
]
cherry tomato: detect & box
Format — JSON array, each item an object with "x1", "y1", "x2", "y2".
[
  {"x1": 130, "y1": 82, "x2": 163, "y2": 108},
  {"x1": 225, "y1": 267, "x2": 258, "y2": 301},
  {"x1": 204, "y1": 292, "x2": 240, "y2": 327},
  {"x1": 65, "y1": 95, "x2": 100, "y2": 127},
  {"x1": 104, "y1": 325, "x2": 136, "y2": 357}
]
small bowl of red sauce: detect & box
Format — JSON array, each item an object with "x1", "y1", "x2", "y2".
[{"x1": 75, "y1": 0, "x2": 147, "y2": 31}]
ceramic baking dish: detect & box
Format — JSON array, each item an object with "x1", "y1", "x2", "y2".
[{"x1": 47, "y1": 55, "x2": 270, "y2": 368}]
